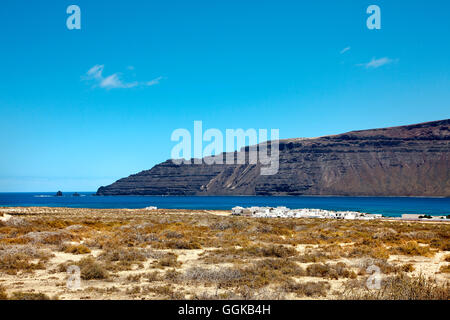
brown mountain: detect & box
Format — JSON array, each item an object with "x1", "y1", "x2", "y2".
[{"x1": 97, "y1": 119, "x2": 450, "y2": 197}]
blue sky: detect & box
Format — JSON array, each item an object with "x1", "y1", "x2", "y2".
[{"x1": 0, "y1": 0, "x2": 449, "y2": 191}]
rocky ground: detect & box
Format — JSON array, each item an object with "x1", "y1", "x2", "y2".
[{"x1": 0, "y1": 207, "x2": 449, "y2": 300}]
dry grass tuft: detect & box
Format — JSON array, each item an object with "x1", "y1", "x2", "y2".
[
  {"x1": 401, "y1": 263, "x2": 415, "y2": 273},
  {"x1": 145, "y1": 284, "x2": 185, "y2": 299},
  {"x1": 62, "y1": 244, "x2": 91, "y2": 255},
  {"x1": 76, "y1": 257, "x2": 109, "y2": 280},
  {"x1": 0, "y1": 244, "x2": 49, "y2": 274},
  {"x1": 183, "y1": 266, "x2": 242, "y2": 285},
  {"x1": 344, "y1": 274, "x2": 449, "y2": 300},
  {"x1": 306, "y1": 262, "x2": 357, "y2": 280},
  {"x1": 439, "y1": 265, "x2": 450, "y2": 274},
  {"x1": 0, "y1": 285, "x2": 8, "y2": 300},
  {"x1": 155, "y1": 253, "x2": 181, "y2": 268},
  {"x1": 22, "y1": 230, "x2": 73, "y2": 245},
  {"x1": 393, "y1": 241, "x2": 433, "y2": 257},
  {"x1": 10, "y1": 292, "x2": 51, "y2": 300},
  {"x1": 283, "y1": 280, "x2": 331, "y2": 297},
  {"x1": 145, "y1": 271, "x2": 162, "y2": 282},
  {"x1": 163, "y1": 239, "x2": 202, "y2": 250}
]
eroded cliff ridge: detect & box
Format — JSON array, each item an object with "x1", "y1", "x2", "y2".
[{"x1": 97, "y1": 119, "x2": 450, "y2": 197}]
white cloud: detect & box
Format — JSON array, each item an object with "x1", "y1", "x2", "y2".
[
  {"x1": 99, "y1": 74, "x2": 138, "y2": 89},
  {"x1": 83, "y1": 65, "x2": 164, "y2": 90},
  {"x1": 340, "y1": 47, "x2": 351, "y2": 54},
  {"x1": 145, "y1": 76, "x2": 164, "y2": 86},
  {"x1": 357, "y1": 57, "x2": 397, "y2": 69},
  {"x1": 86, "y1": 64, "x2": 104, "y2": 80}
]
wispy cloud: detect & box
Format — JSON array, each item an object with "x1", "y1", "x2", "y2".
[
  {"x1": 340, "y1": 46, "x2": 351, "y2": 54},
  {"x1": 86, "y1": 65, "x2": 104, "y2": 80},
  {"x1": 357, "y1": 57, "x2": 398, "y2": 69},
  {"x1": 146, "y1": 76, "x2": 164, "y2": 86},
  {"x1": 83, "y1": 65, "x2": 164, "y2": 90},
  {"x1": 100, "y1": 74, "x2": 138, "y2": 89}
]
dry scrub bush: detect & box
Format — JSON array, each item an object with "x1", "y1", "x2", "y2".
[
  {"x1": 372, "y1": 228, "x2": 399, "y2": 241},
  {"x1": 306, "y1": 262, "x2": 357, "y2": 280},
  {"x1": 234, "y1": 285, "x2": 287, "y2": 300},
  {"x1": 162, "y1": 239, "x2": 202, "y2": 250},
  {"x1": 126, "y1": 274, "x2": 142, "y2": 282},
  {"x1": 163, "y1": 230, "x2": 184, "y2": 239},
  {"x1": 210, "y1": 220, "x2": 248, "y2": 231},
  {"x1": 191, "y1": 291, "x2": 236, "y2": 300},
  {"x1": 183, "y1": 266, "x2": 242, "y2": 285},
  {"x1": 199, "y1": 244, "x2": 297, "y2": 265},
  {"x1": 10, "y1": 292, "x2": 51, "y2": 300},
  {"x1": 283, "y1": 280, "x2": 331, "y2": 297},
  {"x1": 241, "y1": 245, "x2": 297, "y2": 258},
  {"x1": 79, "y1": 219, "x2": 127, "y2": 231},
  {"x1": 439, "y1": 265, "x2": 450, "y2": 273},
  {"x1": 347, "y1": 244, "x2": 390, "y2": 260},
  {"x1": 259, "y1": 245, "x2": 297, "y2": 258},
  {"x1": 357, "y1": 258, "x2": 402, "y2": 275},
  {"x1": 145, "y1": 271, "x2": 162, "y2": 282},
  {"x1": 401, "y1": 263, "x2": 415, "y2": 273},
  {"x1": 393, "y1": 241, "x2": 433, "y2": 257},
  {"x1": 190, "y1": 288, "x2": 286, "y2": 300},
  {"x1": 98, "y1": 246, "x2": 161, "y2": 271},
  {"x1": 226, "y1": 265, "x2": 271, "y2": 289},
  {"x1": 99, "y1": 247, "x2": 147, "y2": 263},
  {"x1": 0, "y1": 285, "x2": 8, "y2": 300},
  {"x1": 254, "y1": 258, "x2": 305, "y2": 278},
  {"x1": 62, "y1": 244, "x2": 91, "y2": 255},
  {"x1": 0, "y1": 244, "x2": 50, "y2": 274},
  {"x1": 3, "y1": 216, "x2": 30, "y2": 228},
  {"x1": 230, "y1": 259, "x2": 305, "y2": 289},
  {"x1": 0, "y1": 253, "x2": 45, "y2": 274},
  {"x1": 155, "y1": 253, "x2": 181, "y2": 268},
  {"x1": 165, "y1": 268, "x2": 182, "y2": 282},
  {"x1": 144, "y1": 284, "x2": 185, "y2": 299},
  {"x1": 296, "y1": 246, "x2": 343, "y2": 263},
  {"x1": 126, "y1": 286, "x2": 141, "y2": 295},
  {"x1": 190, "y1": 287, "x2": 286, "y2": 300},
  {"x1": 64, "y1": 224, "x2": 86, "y2": 231},
  {"x1": 22, "y1": 230, "x2": 73, "y2": 245},
  {"x1": 344, "y1": 274, "x2": 449, "y2": 300},
  {"x1": 76, "y1": 257, "x2": 109, "y2": 280},
  {"x1": 430, "y1": 239, "x2": 450, "y2": 251},
  {"x1": 0, "y1": 244, "x2": 52, "y2": 259},
  {"x1": 84, "y1": 286, "x2": 120, "y2": 294}
]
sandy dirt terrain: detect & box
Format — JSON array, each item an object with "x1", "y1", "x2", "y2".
[{"x1": 0, "y1": 207, "x2": 448, "y2": 300}]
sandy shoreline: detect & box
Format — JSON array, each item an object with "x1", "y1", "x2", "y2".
[{"x1": 1, "y1": 206, "x2": 448, "y2": 224}]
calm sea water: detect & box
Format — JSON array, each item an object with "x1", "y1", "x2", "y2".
[{"x1": 0, "y1": 193, "x2": 449, "y2": 217}]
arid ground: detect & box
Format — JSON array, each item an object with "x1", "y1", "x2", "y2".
[{"x1": 0, "y1": 207, "x2": 448, "y2": 300}]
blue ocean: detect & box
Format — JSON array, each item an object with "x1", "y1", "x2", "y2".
[{"x1": 0, "y1": 193, "x2": 449, "y2": 217}]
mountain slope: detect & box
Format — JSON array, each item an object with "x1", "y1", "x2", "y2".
[{"x1": 97, "y1": 119, "x2": 450, "y2": 197}]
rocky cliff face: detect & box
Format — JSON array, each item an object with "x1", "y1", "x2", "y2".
[{"x1": 97, "y1": 119, "x2": 450, "y2": 197}]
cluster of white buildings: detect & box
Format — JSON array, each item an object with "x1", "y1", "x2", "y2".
[{"x1": 231, "y1": 206, "x2": 383, "y2": 220}]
